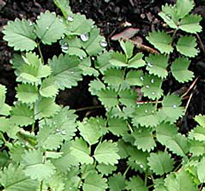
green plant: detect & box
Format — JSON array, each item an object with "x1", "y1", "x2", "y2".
[{"x1": 0, "y1": 0, "x2": 205, "y2": 190}]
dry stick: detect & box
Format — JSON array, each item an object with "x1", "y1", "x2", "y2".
[
  {"x1": 184, "y1": 85, "x2": 197, "y2": 113},
  {"x1": 196, "y1": 33, "x2": 205, "y2": 55},
  {"x1": 181, "y1": 77, "x2": 198, "y2": 98}
]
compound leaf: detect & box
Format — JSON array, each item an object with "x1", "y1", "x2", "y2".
[
  {"x1": 3, "y1": 19, "x2": 37, "y2": 51},
  {"x1": 35, "y1": 97, "x2": 60, "y2": 119},
  {"x1": 125, "y1": 70, "x2": 143, "y2": 86},
  {"x1": 179, "y1": 14, "x2": 202, "y2": 34},
  {"x1": 127, "y1": 53, "x2": 146, "y2": 69},
  {"x1": 78, "y1": 117, "x2": 107, "y2": 145},
  {"x1": 16, "y1": 84, "x2": 38, "y2": 103},
  {"x1": 22, "y1": 150, "x2": 56, "y2": 181},
  {"x1": 165, "y1": 170, "x2": 197, "y2": 191},
  {"x1": 156, "y1": 123, "x2": 178, "y2": 146},
  {"x1": 119, "y1": 89, "x2": 138, "y2": 107},
  {"x1": 175, "y1": 0, "x2": 194, "y2": 19},
  {"x1": 94, "y1": 141, "x2": 120, "y2": 165},
  {"x1": 108, "y1": 117, "x2": 129, "y2": 137},
  {"x1": 189, "y1": 126, "x2": 205, "y2": 141},
  {"x1": 132, "y1": 104, "x2": 160, "y2": 127},
  {"x1": 171, "y1": 57, "x2": 194, "y2": 83},
  {"x1": 141, "y1": 75, "x2": 163, "y2": 100},
  {"x1": 133, "y1": 128, "x2": 156, "y2": 152},
  {"x1": 10, "y1": 103, "x2": 34, "y2": 127},
  {"x1": 148, "y1": 151, "x2": 174, "y2": 175},
  {"x1": 146, "y1": 31, "x2": 173, "y2": 54},
  {"x1": 83, "y1": 172, "x2": 108, "y2": 191},
  {"x1": 39, "y1": 77, "x2": 59, "y2": 98},
  {"x1": 103, "y1": 68, "x2": 124, "y2": 88},
  {"x1": 197, "y1": 157, "x2": 205, "y2": 183},
  {"x1": 145, "y1": 54, "x2": 168, "y2": 78},
  {"x1": 126, "y1": 176, "x2": 148, "y2": 191},
  {"x1": 159, "y1": 94, "x2": 184, "y2": 123},
  {"x1": 0, "y1": 164, "x2": 38, "y2": 191},
  {"x1": 176, "y1": 35, "x2": 198, "y2": 57},
  {"x1": 195, "y1": 114, "x2": 205, "y2": 127},
  {"x1": 96, "y1": 88, "x2": 118, "y2": 108},
  {"x1": 167, "y1": 134, "x2": 189, "y2": 157},
  {"x1": 70, "y1": 138, "x2": 93, "y2": 164},
  {"x1": 108, "y1": 174, "x2": 126, "y2": 191},
  {"x1": 36, "y1": 11, "x2": 65, "y2": 45},
  {"x1": 49, "y1": 54, "x2": 82, "y2": 90}
]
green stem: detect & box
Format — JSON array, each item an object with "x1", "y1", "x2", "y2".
[
  {"x1": 123, "y1": 166, "x2": 131, "y2": 178},
  {"x1": 37, "y1": 42, "x2": 44, "y2": 64},
  {"x1": 40, "y1": 180, "x2": 43, "y2": 191},
  {"x1": 76, "y1": 165, "x2": 87, "y2": 190},
  {"x1": 144, "y1": 169, "x2": 148, "y2": 186}
]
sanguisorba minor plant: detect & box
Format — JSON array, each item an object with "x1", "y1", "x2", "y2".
[{"x1": 0, "y1": 0, "x2": 205, "y2": 190}]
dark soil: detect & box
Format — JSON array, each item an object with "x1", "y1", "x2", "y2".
[{"x1": 0, "y1": 0, "x2": 205, "y2": 131}]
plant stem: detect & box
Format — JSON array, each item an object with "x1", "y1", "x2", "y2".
[
  {"x1": 40, "y1": 180, "x2": 43, "y2": 191},
  {"x1": 37, "y1": 42, "x2": 44, "y2": 64},
  {"x1": 123, "y1": 166, "x2": 131, "y2": 178}
]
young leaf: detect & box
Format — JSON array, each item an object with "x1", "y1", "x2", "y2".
[
  {"x1": 39, "y1": 77, "x2": 59, "y2": 98},
  {"x1": 49, "y1": 54, "x2": 82, "y2": 90},
  {"x1": 94, "y1": 140, "x2": 120, "y2": 165},
  {"x1": 171, "y1": 57, "x2": 194, "y2": 83},
  {"x1": 141, "y1": 75, "x2": 163, "y2": 100},
  {"x1": 0, "y1": 164, "x2": 38, "y2": 191},
  {"x1": 3, "y1": 19, "x2": 37, "y2": 51},
  {"x1": 36, "y1": 11, "x2": 65, "y2": 45},
  {"x1": 103, "y1": 68, "x2": 125, "y2": 88},
  {"x1": 133, "y1": 128, "x2": 156, "y2": 152},
  {"x1": 108, "y1": 174, "x2": 126, "y2": 191},
  {"x1": 175, "y1": 0, "x2": 194, "y2": 19},
  {"x1": 145, "y1": 54, "x2": 168, "y2": 78},
  {"x1": 16, "y1": 84, "x2": 38, "y2": 103},
  {"x1": 70, "y1": 138, "x2": 93, "y2": 164},
  {"x1": 146, "y1": 31, "x2": 173, "y2": 54},
  {"x1": 83, "y1": 172, "x2": 108, "y2": 191},
  {"x1": 179, "y1": 14, "x2": 202, "y2": 34},
  {"x1": 126, "y1": 176, "x2": 148, "y2": 191},
  {"x1": 10, "y1": 103, "x2": 34, "y2": 127},
  {"x1": 176, "y1": 35, "x2": 198, "y2": 57},
  {"x1": 96, "y1": 88, "x2": 118, "y2": 108},
  {"x1": 148, "y1": 151, "x2": 174, "y2": 175},
  {"x1": 125, "y1": 70, "x2": 144, "y2": 86},
  {"x1": 127, "y1": 53, "x2": 146, "y2": 69},
  {"x1": 119, "y1": 40, "x2": 134, "y2": 59}
]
